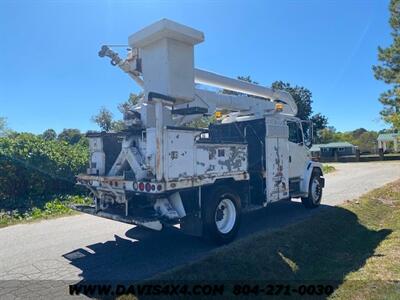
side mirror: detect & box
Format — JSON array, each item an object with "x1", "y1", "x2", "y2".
[{"x1": 301, "y1": 120, "x2": 313, "y2": 148}]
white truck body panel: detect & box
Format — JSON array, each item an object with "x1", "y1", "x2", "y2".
[
  {"x1": 265, "y1": 117, "x2": 290, "y2": 203},
  {"x1": 164, "y1": 129, "x2": 197, "y2": 180},
  {"x1": 163, "y1": 129, "x2": 248, "y2": 181},
  {"x1": 195, "y1": 143, "x2": 248, "y2": 177}
]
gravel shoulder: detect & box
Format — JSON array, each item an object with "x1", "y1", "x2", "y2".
[{"x1": 322, "y1": 161, "x2": 400, "y2": 206}]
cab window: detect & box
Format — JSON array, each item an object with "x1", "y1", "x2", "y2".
[{"x1": 287, "y1": 121, "x2": 303, "y2": 144}]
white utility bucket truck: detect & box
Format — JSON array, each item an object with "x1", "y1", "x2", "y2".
[{"x1": 74, "y1": 19, "x2": 325, "y2": 244}]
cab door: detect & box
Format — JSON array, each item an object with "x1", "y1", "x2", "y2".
[
  {"x1": 265, "y1": 118, "x2": 290, "y2": 204},
  {"x1": 286, "y1": 120, "x2": 309, "y2": 179}
]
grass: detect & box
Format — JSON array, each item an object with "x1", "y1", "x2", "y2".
[
  {"x1": 0, "y1": 195, "x2": 91, "y2": 228},
  {"x1": 138, "y1": 180, "x2": 400, "y2": 299},
  {"x1": 322, "y1": 164, "x2": 336, "y2": 174}
]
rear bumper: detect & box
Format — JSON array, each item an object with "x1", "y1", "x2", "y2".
[
  {"x1": 70, "y1": 204, "x2": 162, "y2": 231},
  {"x1": 76, "y1": 174, "x2": 166, "y2": 194}
]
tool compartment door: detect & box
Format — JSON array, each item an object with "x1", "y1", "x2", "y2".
[{"x1": 265, "y1": 118, "x2": 289, "y2": 203}]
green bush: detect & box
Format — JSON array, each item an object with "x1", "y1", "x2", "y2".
[
  {"x1": 322, "y1": 164, "x2": 336, "y2": 174},
  {"x1": 0, "y1": 133, "x2": 89, "y2": 209}
]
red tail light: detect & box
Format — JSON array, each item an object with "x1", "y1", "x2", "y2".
[{"x1": 138, "y1": 182, "x2": 145, "y2": 191}]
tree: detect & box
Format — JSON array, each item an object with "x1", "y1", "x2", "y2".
[
  {"x1": 118, "y1": 92, "x2": 143, "y2": 116},
  {"x1": 356, "y1": 131, "x2": 378, "y2": 153},
  {"x1": 91, "y1": 107, "x2": 114, "y2": 132},
  {"x1": 271, "y1": 81, "x2": 330, "y2": 139},
  {"x1": 271, "y1": 81, "x2": 313, "y2": 120},
  {"x1": 318, "y1": 127, "x2": 379, "y2": 153},
  {"x1": 57, "y1": 128, "x2": 83, "y2": 145},
  {"x1": 352, "y1": 128, "x2": 368, "y2": 139},
  {"x1": 0, "y1": 117, "x2": 7, "y2": 137},
  {"x1": 310, "y1": 113, "x2": 328, "y2": 142},
  {"x1": 319, "y1": 127, "x2": 339, "y2": 144},
  {"x1": 41, "y1": 129, "x2": 57, "y2": 141},
  {"x1": 0, "y1": 117, "x2": 14, "y2": 137},
  {"x1": 372, "y1": 0, "x2": 400, "y2": 130},
  {"x1": 91, "y1": 93, "x2": 143, "y2": 132},
  {"x1": 91, "y1": 107, "x2": 126, "y2": 132}
]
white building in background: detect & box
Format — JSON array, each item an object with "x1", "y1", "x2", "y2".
[{"x1": 377, "y1": 133, "x2": 399, "y2": 152}]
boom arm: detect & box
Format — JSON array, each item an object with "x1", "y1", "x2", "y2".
[
  {"x1": 98, "y1": 19, "x2": 298, "y2": 127},
  {"x1": 194, "y1": 69, "x2": 297, "y2": 115}
]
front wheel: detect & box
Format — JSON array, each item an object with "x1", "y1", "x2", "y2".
[
  {"x1": 301, "y1": 172, "x2": 323, "y2": 209},
  {"x1": 203, "y1": 186, "x2": 241, "y2": 244}
]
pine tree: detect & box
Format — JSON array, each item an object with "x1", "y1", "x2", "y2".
[{"x1": 373, "y1": 0, "x2": 400, "y2": 130}]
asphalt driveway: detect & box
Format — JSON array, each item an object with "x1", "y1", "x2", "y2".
[{"x1": 0, "y1": 161, "x2": 399, "y2": 297}]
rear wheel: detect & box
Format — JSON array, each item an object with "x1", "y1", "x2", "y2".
[
  {"x1": 203, "y1": 186, "x2": 241, "y2": 244},
  {"x1": 301, "y1": 172, "x2": 323, "y2": 208}
]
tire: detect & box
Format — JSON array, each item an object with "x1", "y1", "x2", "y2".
[
  {"x1": 301, "y1": 171, "x2": 323, "y2": 209},
  {"x1": 203, "y1": 186, "x2": 241, "y2": 244}
]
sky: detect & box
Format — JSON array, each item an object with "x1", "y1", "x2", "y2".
[{"x1": 0, "y1": 0, "x2": 393, "y2": 134}]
